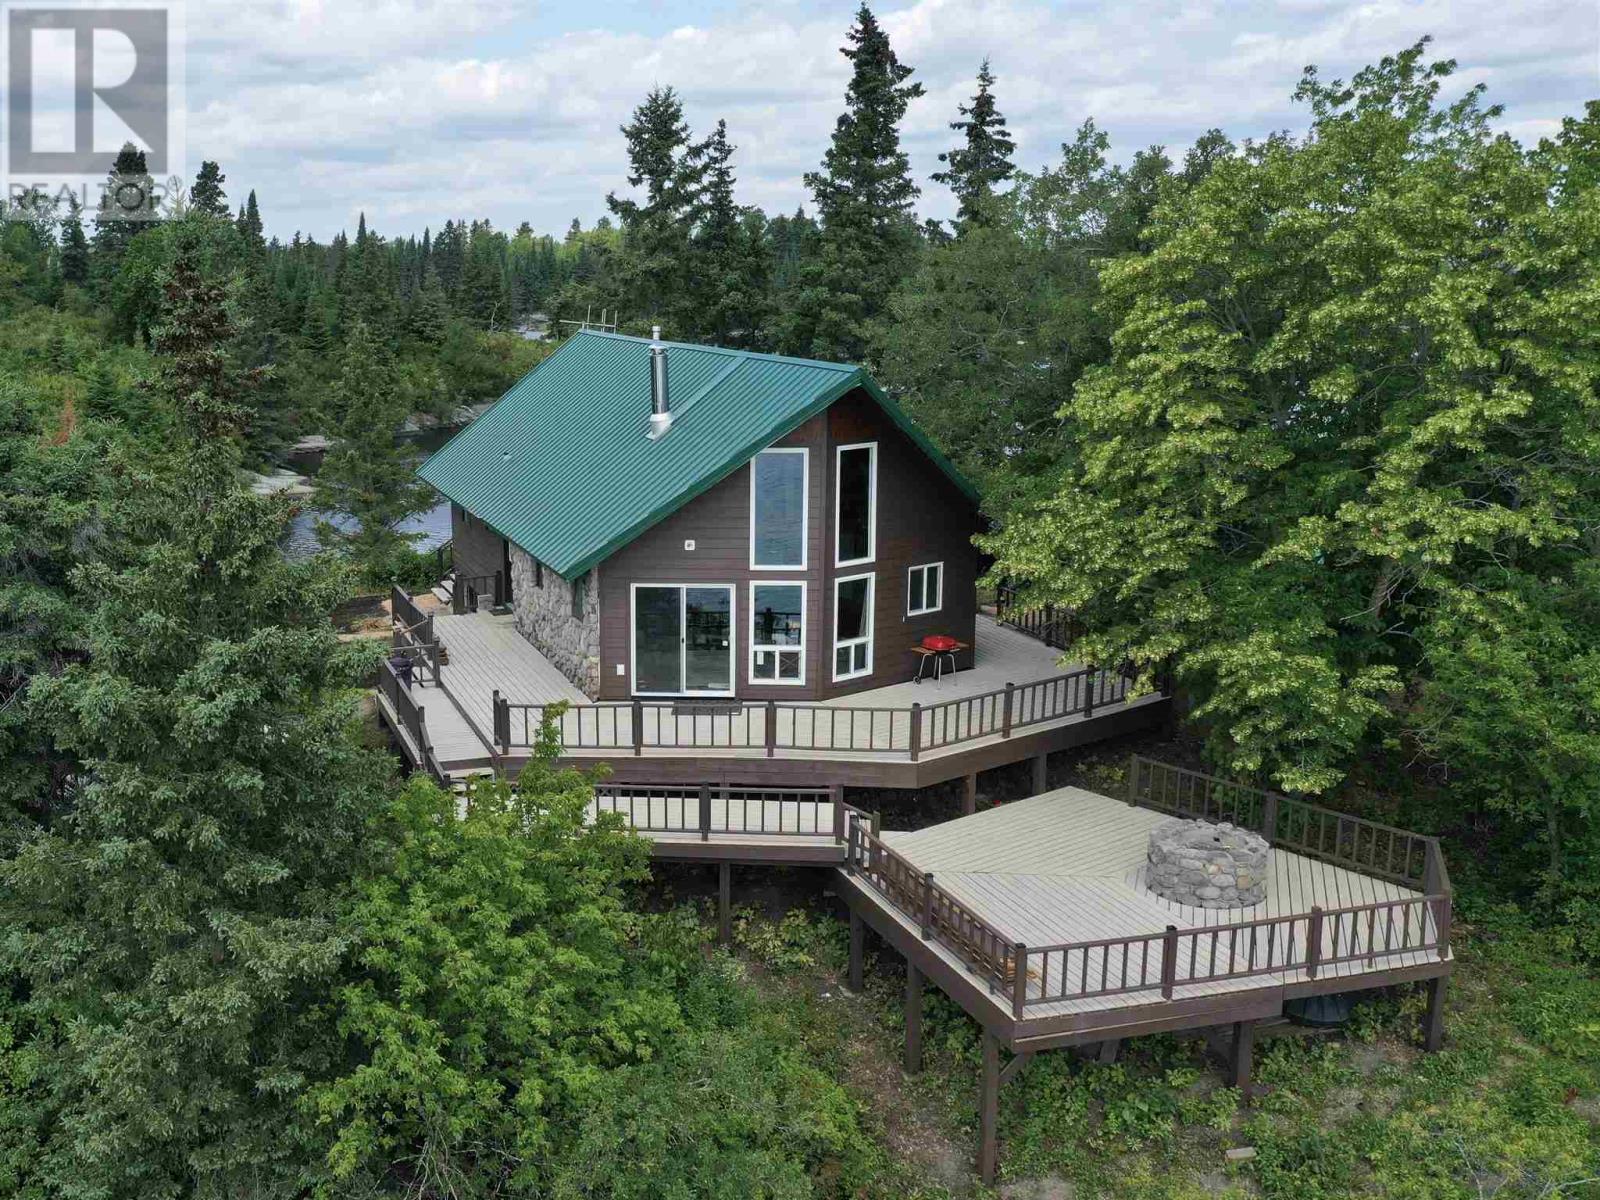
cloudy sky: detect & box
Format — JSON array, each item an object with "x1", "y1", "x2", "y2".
[{"x1": 181, "y1": 0, "x2": 1597, "y2": 242}]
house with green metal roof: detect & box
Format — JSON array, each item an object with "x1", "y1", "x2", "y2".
[{"x1": 419, "y1": 328, "x2": 981, "y2": 701}]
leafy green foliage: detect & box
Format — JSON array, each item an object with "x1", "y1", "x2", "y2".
[
  {"x1": 0, "y1": 253, "x2": 391, "y2": 1197},
  {"x1": 981, "y1": 49, "x2": 1600, "y2": 905}
]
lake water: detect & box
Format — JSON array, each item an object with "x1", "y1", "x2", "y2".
[
  {"x1": 282, "y1": 498, "x2": 452, "y2": 562},
  {"x1": 280, "y1": 426, "x2": 455, "y2": 563}
]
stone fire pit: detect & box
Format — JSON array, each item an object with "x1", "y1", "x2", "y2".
[{"x1": 1146, "y1": 818, "x2": 1271, "y2": 909}]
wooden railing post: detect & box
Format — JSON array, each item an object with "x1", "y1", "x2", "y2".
[
  {"x1": 1160, "y1": 925, "x2": 1179, "y2": 999},
  {"x1": 1012, "y1": 943, "x2": 1028, "y2": 1019},
  {"x1": 1082, "y1": 670, "x2": 1096, "y2": 719},
  {"x1": 1261, "y1": 792, "x2": 1279, "y2": 843},
  {"x1": 909, "y1": 702, "x2": 922, "y2": 761},
  {"x1": 1306, "y1": 906, "x2": 1325, "y2": 979},
  {"x1": 493, "y1": 570, "x2": 505, "y2": 608},
  {"x1": 631, "y1": 699, "x2": 643, "y2": 757},
  {"x1": 765, "y1": 699, "x2": 777, "y2": 758},
  {"x1": 831, "y1": 784, "x2": 845, "y2": 843},
  {"x1": 845, "y1": 816, "x2": 858, "y2": 875},
  {"x1": 920, "y1": 872, "x2": 935, "y2": 940},
  {"x1": 1002, "y1": 682, "x2": 1014, "y2": 738},
  {"x1": 699, "y1": 784, "x2": 712, "y2": 842},
  {"x1": 1435, "y1": 893, "x2": 1452, "y2": 961}
]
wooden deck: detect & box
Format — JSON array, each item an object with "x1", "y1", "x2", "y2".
[
  {"x1": 842, "y1": 786, "x2": 1452, "y2": 1037},
  {"x1": 373, "y1": 606, "x2": 1172, "y2": 786}
]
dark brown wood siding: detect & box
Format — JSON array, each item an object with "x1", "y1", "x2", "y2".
[
  {"x1": 591, "y1": 390, "x2": 979, "y2": 701},
  {"x1": 450, "y1": 502, "x2": 509, "y2": 596},
  {"x1": 596, "y1": 413, "x2": 830, "y2": 700},
  {"x1": 820, "y1": 391, "x2": 979, "y2": 700}
]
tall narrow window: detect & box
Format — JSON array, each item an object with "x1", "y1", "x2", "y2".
[
  {"x1": 906, "y1": 562, "x2": 943, "y2": 616},
  {"x1": 833, "y1": 572, "x2": 874, "y2": 680},
  {"x1": 750, "y1": 448, "x2": 807, "y2": 569},
  {"x1": 750, "y1": 582, "x2": 805, "y2": 684},
  {"x1": 835, "y1": 443, "x2": 876, "y2": 566}
]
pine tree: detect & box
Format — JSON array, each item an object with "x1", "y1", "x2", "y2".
[
  {"x1": 684, "y1": 120, "x2": 770, "y2": 347},
  {"x1": 236, "y1": 189, "x2": 264, "y2": 251},
  {"x1": 780, "y1": 5, "x2": 924, "y2": 361},
  {"x1": 408, "y1": 263, "x2": 449, "y2": 344},
  {"x1": 312, "y1": 320, "x2": 436, "y2": 576},
  {"x1": 90, "y1": 143, "x2": 155, "y2": 284},
  {"x1": 190, "y1": 159, "x2": 228, "y2": 216},
  {"x1": 606, "y1": 86, "x2": 700, "y2": 328},
  {"x1": 58, "y1": 200, "x2": 89, "y2": 285},
  {"x1": 932, "y1": 59, "x2": 1016, "y2": 230},
  {"x1": 5, "y1": 251, "x2": 390, "y2": 1195}
]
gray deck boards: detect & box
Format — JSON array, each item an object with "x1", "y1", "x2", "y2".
[
  {"x1": 416, "y1": 610, "x2": 1158, "y2": 773},
  {"x1": 874, "y1": 788, "x2": 1448, "y2": 1022}
]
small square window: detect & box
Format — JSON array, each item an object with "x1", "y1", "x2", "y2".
[{"x1": 907, "y1": 562, "x2": 943, "y2": 616}]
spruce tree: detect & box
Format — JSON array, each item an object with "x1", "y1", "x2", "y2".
[
  {"x1": 312, "y1": 320, "x2": 435, "y2": 577},
  {"x1": 684, "y1": 120, "x2": 770, "y2": 347},
  {"x1": 90, "y1": 143, "x2": 155, "y2": 285},
  {"x1": 236, "y1": 189, "x2": 264, "y2": 251},
  {"x1": 4, "y1": 251, "x2": 390, "y2": 1195},
  {"x1": 780, "y1": 4, "x2": 924, "y2": 361},
  {"x1": 58, "y1": 200, "x2": 89, "y2": 285},
  {"x1": 606, "y1": 86, "x2": 699, "y2": 329},
  {"x1": 190, "y1": 159, "x2": 228, "y2": 216},
  {"x1": 932, "y1": 59, "x2": 1016, "y2": 230}
]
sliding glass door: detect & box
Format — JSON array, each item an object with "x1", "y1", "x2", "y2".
[{"x1": 632, "y1": 585, "x2": 734, "y2": 695}]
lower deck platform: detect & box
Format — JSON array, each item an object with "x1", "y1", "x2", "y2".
[{"x1": 839, "y1": 784, "x2": 1452, "y2": 1045}]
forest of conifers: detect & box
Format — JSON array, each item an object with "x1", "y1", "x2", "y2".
[{"x1": 1, "y1": 3, "x2": 1596, "y2": 1197}]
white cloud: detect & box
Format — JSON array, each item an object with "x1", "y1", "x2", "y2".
[{"x1": 179, "y1": 0, "x2": 1598, "y2": 240}]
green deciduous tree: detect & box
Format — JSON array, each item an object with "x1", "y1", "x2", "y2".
[
  {"x1": 307, "y1": 751, "x2": 665, "y2": 1194},
  {"x1": 982, "y1": 43, "x2": 1600, "y2": 899}
]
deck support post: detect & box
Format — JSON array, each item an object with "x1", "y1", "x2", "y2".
[
  {"x1": 1229, "y1": 1020, "x2": 1255, "y2": 1099},
  {"x1": 1032, "y1": 752, "x2": 1048, "y2": 796},
  {"x1": 1423, "y1": 975, "x2": 1447, "y2": 1052},
  {"x1": 904, "y1": 962, "x2": 923, "y2": 1075},
  {"x1": 1096, "y1": 1038, "x2": 1121, "y2": 1064},
  {"x1": 978, "y1": 1031, "x2": 999, "y2": 1186},
  {"x1": 717, "y1": 862, "x2": 731, "y2": 945},
  {"x1": 847, "y1": 909, "x2": 863, "y2": 993},
  {"x1": 963, "y1": 773, "x2": 977, "y2": 815}
]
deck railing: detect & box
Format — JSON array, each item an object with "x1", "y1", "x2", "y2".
[
  {"x1": 845, "y1": 821, "x2": 1024, "y2": 1000},
  {"x1": 589, "y1": 783, "x2": 867, "y2": 843},
  {"x1": 995, "y1": 584, "x2": 1082, "y2": 651},
  {"x1": 490, "y1": 663, "x2": 1145, "y2": 760},
  {"x1": 1126, "y1": 756, "x2": 1435, "y2": 889},
  {"x1": 838, "y1": 755, "x2": 1452, "y2": 1017},
  {"x1": 378, "y1": 656, "x2": 448, "y2": 782},
  {"x1": 453, "y1": 570, "x2": 505, "y2": 615}
]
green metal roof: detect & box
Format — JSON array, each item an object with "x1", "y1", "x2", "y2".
[{"x1": 418, "y1": 330, "x2": 979, "y2": 579}]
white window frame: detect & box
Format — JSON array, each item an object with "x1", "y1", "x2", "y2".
[
  {"x1": 748, "y1": 580, "x2": 807, "y2": 687},
  {"x1": 628, "y1": 582, "x2": 737, "y2": 698},
  {"x1": 749, "y1": 446, "x2": 809, "y2": 571},
  {"x1": 906, "y1": 561, "x2": 943, "y2": 617},
  {"x1": 832, "y1": 571, "x2": 875, "y2": 682},
  {"x1": 834, "y1": 441, "x2": 877, "y2": 568}
]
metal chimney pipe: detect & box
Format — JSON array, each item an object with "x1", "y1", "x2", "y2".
[{"x1": 648, "y1": 325, "x2": 673, "y2": 438}]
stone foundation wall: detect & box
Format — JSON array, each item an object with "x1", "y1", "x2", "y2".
[
  {"x1": 510, "y1": 546, "x2": 601, "y2": 698},
  {"x1": 1146, "y1": 818, "x2": 1270, "y2": 909}
]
